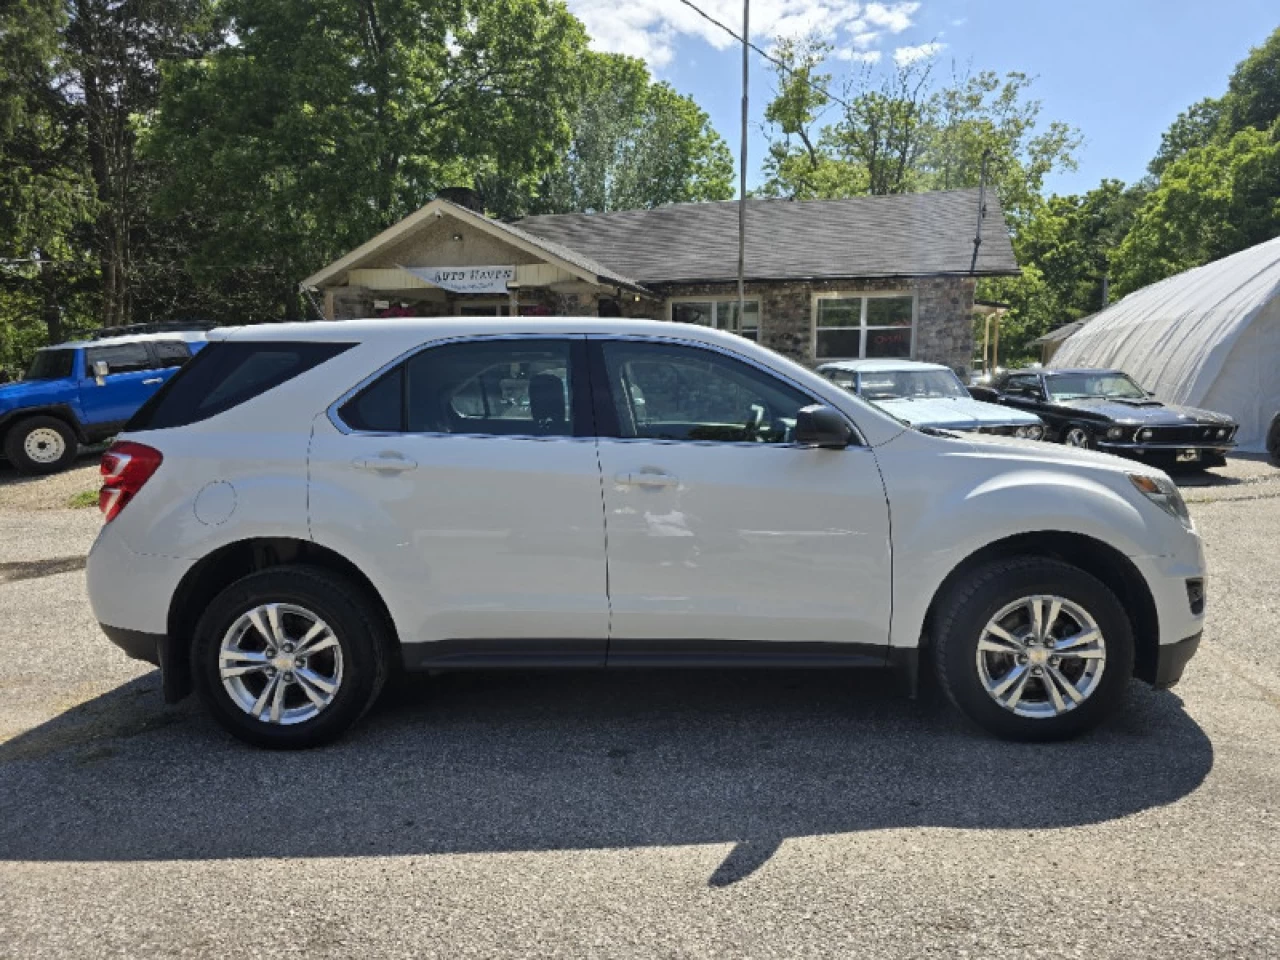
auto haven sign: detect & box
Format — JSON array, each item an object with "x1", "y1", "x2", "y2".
[{"x1": 401, "y1": 265, "x2": 515, "y2": 294}]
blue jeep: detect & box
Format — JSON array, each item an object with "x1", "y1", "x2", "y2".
[{"x1": 0, "y1": 331, "x2": 208, "y2": 475}]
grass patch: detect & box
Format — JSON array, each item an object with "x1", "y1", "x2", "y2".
[{"x1": 67, "y1": 490, "x2": 99, "y2": 509}]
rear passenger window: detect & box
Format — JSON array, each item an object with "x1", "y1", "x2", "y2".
[
  {"x1": 127, "y1": 341, "x2": 352, "y2": 431},
  {"x1": 151, "y1": 340, "x2": 192, "y2": 367},
  {"x1": 86, "y1": 342, "x2": 153, "y2": 374},
  {"x1": 339, "y1": 366, "x2": 404, "y2": 432},
  {"x1": 336, "y1": 340, "x2": 577, "y2": 437}
]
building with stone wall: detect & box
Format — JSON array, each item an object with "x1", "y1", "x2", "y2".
[{"x1": 302, "y1": 189, "x2": 1018, "y2": 375}]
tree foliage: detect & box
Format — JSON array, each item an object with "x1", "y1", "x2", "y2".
[
  {"x1": 760, "y1": 49, "x2": 1080, "y2": 225},
  {"x1": 1113, "y1": 26, "x2": 1280, "y2": 296},
  {"x1": 1, "y1": 0, "x2": 734, "y2": 358},
  {"x1": 526, "y1": 52, "x2": 734, "y2": 215}
]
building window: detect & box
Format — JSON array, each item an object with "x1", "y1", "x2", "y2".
[
  {"x1": 670, "y1": 297, "x2": 760, "y2": 342},
  {"x1": 813, "y1": 293, "x2": 914, "y2": 359}
]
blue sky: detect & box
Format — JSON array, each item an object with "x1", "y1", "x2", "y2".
[{"x1": 563, "y1": 0, "x2": 1279, "y2": 197}]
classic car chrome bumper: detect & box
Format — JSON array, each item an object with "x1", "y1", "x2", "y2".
[{"x1": 1098, "y1": 440, "x2": 1237, "y2": 452}]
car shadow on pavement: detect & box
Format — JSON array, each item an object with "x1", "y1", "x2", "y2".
[{"x1": 0, "y1": 668, "x2": 1213, "y2": 886}]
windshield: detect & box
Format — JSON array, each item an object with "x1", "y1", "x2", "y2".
[
  {"x1": 1046, "y1": 373, "x2": 1148, "y2": 401},
  {"x1": 858, "y1": 369, "x2": 968, "y2": 401},
  {"x1": 23, "y1": 349, "x2": 75, "y2": 381}
]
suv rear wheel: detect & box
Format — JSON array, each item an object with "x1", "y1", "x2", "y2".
[
  {"x1": 4, "y1": 415, "x2": 78, "y2": 475},
  {"x1": 932, "y1": 556, "x2": 1134, "y2": 740},
  {"x1": 192, "y1": 565, "x2": 390, "y2": 749}
]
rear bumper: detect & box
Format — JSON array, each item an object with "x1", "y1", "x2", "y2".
[
  {"x1": 1151, "y1": 631, "x2": 1201, "y2": 689},
  {"x1": 100, "y1": 623, "x2": 162, "y2": 665},
  {"x1": 99, "y1": 623, "x2": 190, "y2": 703}
]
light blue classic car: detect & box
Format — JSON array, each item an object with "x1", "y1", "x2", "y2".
[{"x1": 815, "y1": 359, "x2": 1048, "y2": 440}]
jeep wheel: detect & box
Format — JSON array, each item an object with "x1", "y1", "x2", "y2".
[
  {"x1": 932, "y1": 556, "x2": 1134, "y2": 741},
  {"x1": 4, "y1": 416, "x2": 79, "y2": 475}
]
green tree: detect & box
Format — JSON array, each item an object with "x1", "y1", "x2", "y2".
[
  {"x1": 1114, "y1": 123, "x2": 1280, "y2": 295},
  {"x1": 1149, "y1": 97, "x2": 1223, "y2": 177},
  {"x1": 759, "y1": 51, "x2": 1080, "y2": 221},
  {"x1": 1222, "y1": 27, "x2": 1280, "y2": 134},
  {"x1": 0, "y1": 0, "x2": 97, "y2": 360},
  {"x1": 1115, "y1": 26, "x2": 1280, "y2": 295},
  {"x1": 145, "y1": 0, "x2": 592, "y2": 322},
  {"x1": 759, "y1": 37, "x2": 863, "y2": 198},
  {"x1": 529, "y1": 52, "x2": 734, "y2": 215}
]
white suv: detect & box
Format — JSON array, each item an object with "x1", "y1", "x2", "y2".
[{"x1": 86, "y1": 318, "x2": 1207, "y2": 748}]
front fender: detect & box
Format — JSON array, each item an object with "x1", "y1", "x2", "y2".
[{"x1": 877, "y1": 434, "x2": 1164, "y2": 650}]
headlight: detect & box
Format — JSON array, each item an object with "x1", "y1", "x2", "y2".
[
  {"x1": 1027, "y1": 424, "x2": 1045, "y2": 440},
  {"x1": 1217, "y1": 428, "x2": 1228, "y2": 439},
  {"x1": 1129, "y1": 473, "x2": 1192, "y2": 529},
  {"x1": 1014, "y1": 426, "x2": 1030, "y2": 438},
  {"x1": 1107, "y1": 426, "x2": 1125, "y2": 439},
  {"x1": 1137, "y1": 428, "x2": 1154, "y2": 442}
]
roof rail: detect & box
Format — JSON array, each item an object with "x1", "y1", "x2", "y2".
[{"x1": 89, "y1": 320, "x2": 219, "y2": 339}]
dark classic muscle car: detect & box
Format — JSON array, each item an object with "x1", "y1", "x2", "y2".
[{"x1": 971, "y1": 368, "x2": 1238, "y2": 467}]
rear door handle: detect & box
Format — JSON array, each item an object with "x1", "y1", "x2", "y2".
[
  {"x1": 353, "y1": 455, "x2": 418, "y2": 473},
  {"x1": 142, "y1": 378, "x2": 163, "y2": 385},
  {"x1": 615, "y1": 471, "x2": 678, "y2": 488}
]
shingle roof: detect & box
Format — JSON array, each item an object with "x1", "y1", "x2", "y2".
[
  {"x1": 513, "y1": 188, "x2": 1019, "y2": 285},
  {"x1": 481, "y1": 212, "x2": 644, "y2": 290}
]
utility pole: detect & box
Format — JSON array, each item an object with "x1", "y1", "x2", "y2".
[{"x1": 736, "y1": 0, "x2": 749, "y2": 334}]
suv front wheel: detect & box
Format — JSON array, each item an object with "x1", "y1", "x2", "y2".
[
  {"x1": 192, "y1": 565, "x2": 390, "y2": 749},
  {"x1": 4, "y1": 415, "x2": 79, "y2": 475},
  {"x1": 932, "y1": 556, "x2": 1134, "y2": 740}
]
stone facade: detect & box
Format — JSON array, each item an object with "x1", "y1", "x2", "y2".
[
  {"x1": 614, "y1": 275, "x2": 977, "y2": 373},
  {"x1": 324, "y1": 272, "x2": 977, "y2": 374}
]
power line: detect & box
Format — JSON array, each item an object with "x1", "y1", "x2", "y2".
[{"x1": 672, "y1": 0, "x2": 853, "y2": 110}]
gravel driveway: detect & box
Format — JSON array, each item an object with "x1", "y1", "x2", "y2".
[{"x1": 1, "y1": 456, "x2": 1278, "y2": 958}]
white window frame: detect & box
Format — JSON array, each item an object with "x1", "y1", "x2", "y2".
[
  {"x1": 811, "y1": 291, "x2": 916, "y2": 360},
  {"x1": 668, "y1": 296, "x2": 762, "y2": 341}
]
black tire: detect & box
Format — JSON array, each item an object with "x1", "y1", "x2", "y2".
[
  {"x1": 3, "y1": 415, "x2": 78, "y2": 475},
  {"x1": 1268, "y1": 413, "x2": 1280, "y2": 464},
  {"x1": 1060, "y1": 424, "x2": 1094, "y2": 449},
  {"x1": 931, "y1": 556, "x2": 1135, "y2": 741},
  {"x1": 192, "y1": 565, "x2": 391, "y2": 749}
]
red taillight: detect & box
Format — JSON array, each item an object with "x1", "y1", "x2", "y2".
[{"x1": 99, "y1": 441, "x2": 163, "y2": 522}]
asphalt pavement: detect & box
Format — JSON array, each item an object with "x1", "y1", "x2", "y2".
[{"x1": 0, "y1": 457, "x2": 1278, "y2": 958}]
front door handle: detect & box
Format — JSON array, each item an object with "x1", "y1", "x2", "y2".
[
  {"x1": 354, "y1": 455, "x2": 418, "y2": 473},
  {"x1": 142, "y1": 377, "x2": 163, "y2": 385},
  {"x1": 615, "y1": 471, "x2": 678, "y2": 488}
]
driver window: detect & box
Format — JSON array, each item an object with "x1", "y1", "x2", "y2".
[{"x1": 600, "y1": 341, "x2": 811, "y2": 443}]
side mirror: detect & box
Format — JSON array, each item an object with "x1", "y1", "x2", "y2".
[
  {"x1": 968, "y1": 386, "x2": 999, "y2": 402},
  {"x1": 795, "y1": 404, "x2": 853, "y2": 449},
  {"x1": 92, "y1": 360, "x2": 109, "y2": 385}
]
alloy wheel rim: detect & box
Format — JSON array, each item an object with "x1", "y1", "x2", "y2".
[
  {"x1": 1065, "y1": 428, "x2": 1089, "y2": 447},
  {"x1": 975, "y1": 594, "x2": 1106, "y2": 719},
  {"x1": 24, "y1": 428, "x2": 66, "y2": 464},
  {"x1": 219, "y1": 603, "x2": 344, "y2": 725}
]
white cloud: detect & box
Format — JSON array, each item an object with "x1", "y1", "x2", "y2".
[
  {"x1": 951, "y1": 17, "x2": 968, "y2": 26},
  {"x1": 835, "y1": 48, "x2": 883, "y2": 63},
  {"x1": 564, "y1": 1, "x2": 923, "y2": 71},
  {"x1": 892, "y1": 41, "x2": 944, "y2": 66},
  {"x1": 863, "y1": 2, "x2": 920, "y2": 33}
]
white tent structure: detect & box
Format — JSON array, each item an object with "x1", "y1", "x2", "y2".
[{"x1": 1051, "y1": 236, "x2": 1280, "y2": 452}]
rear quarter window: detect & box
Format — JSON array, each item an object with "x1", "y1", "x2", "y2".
[{"x1": 126, "y1": 341, "x2": 353, "y2": 431}]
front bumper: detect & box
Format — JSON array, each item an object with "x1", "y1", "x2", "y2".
[
  {"x1": 1098, "y1": 440, "x2": 1236, "y2": 455},
  {"x1": 1151, "y1": 631, "x2": 1201, "y2": 689}
]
